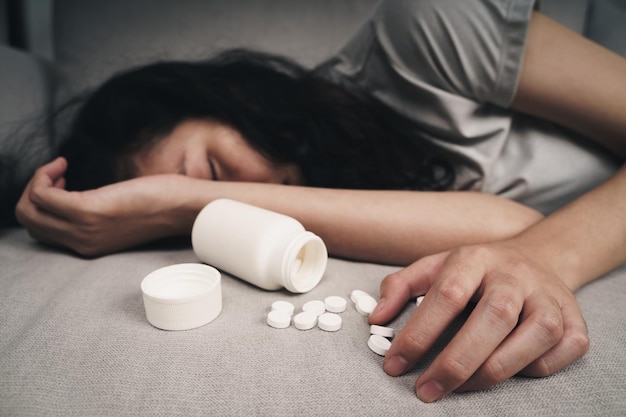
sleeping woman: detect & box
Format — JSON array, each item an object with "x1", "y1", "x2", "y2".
[{"x1": 15, "y1": 0, "x2": 626, "y2": 403}]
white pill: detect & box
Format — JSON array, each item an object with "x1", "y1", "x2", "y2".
[
  {"x1": 324, "y1": 295, "x2": 347, "y2": 313},
  {"x1": 370, "y1": 325, "x2": 394, "y2": 338},
  {"x1": 302, "y1": 300, "x2": 326, "y2": 316},
  {"x1": 318, "y1": 312, "x2": 342, "y2": 332},
  {"x1": 368, "y1": 334, "x2": 392, "y2": 356},
  {"x1": 355, "y1": 295, "x2": 378, "y2": 316},
  {"x1": 293, "y1": 311, "x2": 318, "y2": 330},
  {"x1": 271, "y1": 300, "x2": 295, "y2": 316},
  {"x1": 350, "y1": 289, "x2": 370, "y2": 304},
  {"x1": 416, "y1": 295, "x2": 425, "y2": 307},
  {"x1": 267, "y1": 310, "x2": 291, "y2": 329}
]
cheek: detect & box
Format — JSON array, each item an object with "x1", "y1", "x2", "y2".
[{"x1": 132, "y1": 149, "x2": 178, "y2": 176}]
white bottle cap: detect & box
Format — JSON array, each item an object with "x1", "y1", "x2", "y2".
[{"x1": 141, "y1": 263, "x2": 222, "y2": 331}]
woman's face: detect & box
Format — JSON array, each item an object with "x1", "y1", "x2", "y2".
[{"x1": 132, "y1": 119, "x2": 303, "y2": 185}]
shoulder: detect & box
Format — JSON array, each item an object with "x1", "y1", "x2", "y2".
[{"x1": 372, "y1": 0, "x2": 537, "y2": 105}]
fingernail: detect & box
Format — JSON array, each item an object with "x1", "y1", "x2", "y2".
[
  {"x1": 383, "y1": 355, "x2": 409, "y2": 376},
  {"x1": 417, "y1": 380, "x2": 445, "y2": 403}
]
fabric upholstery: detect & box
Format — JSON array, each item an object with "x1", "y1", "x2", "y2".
[{"x1": 1, "y1": 228, "x2": 625, "y2": 416}]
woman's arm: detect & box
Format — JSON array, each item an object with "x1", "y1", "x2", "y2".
[
  {"x1": 16, "y1": 157, "x2": 541, "y2": 261},
  {"x1": 371, "y1": 11, "x2": 626, "y2": 402},
  {"x1": 513, "y1": 12, "x2": 626, "y2": 159},
  {"x1": 180, "y1": 177, "x2": 542, "y2": 265},
  {"x1": 510, "y1": 11, "x2": 626, "y2": 289}
]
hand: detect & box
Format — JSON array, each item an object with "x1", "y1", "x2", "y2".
[
  {"x1": 15, "y1": 157, "x2": 195, "y2": 256},
  {"x1": 369, "y1": 242, "x2": 590, "y2": 402}
]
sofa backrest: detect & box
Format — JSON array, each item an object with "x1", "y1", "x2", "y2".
[{"x1": 51, "y1": 0, "x2": 379, "y2": 100}]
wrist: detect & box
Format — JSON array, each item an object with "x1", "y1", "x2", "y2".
[
  {"x1": 163, "y1": 175, "x2": 214, "y2": 236},
  {"x1": 500, "y1": 233, "x2": 586, "y2": 292}
]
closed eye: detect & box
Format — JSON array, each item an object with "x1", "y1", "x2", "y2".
[{"x1": 209, "y1": 159, "x2": 218, "y2": 181}]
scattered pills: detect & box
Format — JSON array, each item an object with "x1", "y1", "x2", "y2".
[
  {"x1": 350, "y1": 289, "x2": 370, "y2": 304},
  {"x1": 416, "y1": 295, "x2": 425, "y2": 307},
  {"x1": 355, "y1": 294, "x2": 378, "y2": 316},
  {"x1": 368, "y1": 334, "x2": 392, "y2": 356},
  {"x1": 266, "y1": 310, "x2": 291, "y2": 329},
  {"x1": 302, "y1": 300, "x2": 326, "y2": 317},
  {"x1": 266, "y1": 290, "x2": 398, "y2": 359},
  {"x1": 293, "y1": 311, "x2": 318, "y2": 330},
  {"x1": 324, "y1": 295, "x2": 347, "y2": 313},
  {"x1": 370, "y1": 324, "x2": 394, "y2": 338},
  {"x1": 318, "y1": 312, "x2": 342, "y2": 332},
  {"x1": 271, "y1": 300, "x2": 295, "y2": 316}
]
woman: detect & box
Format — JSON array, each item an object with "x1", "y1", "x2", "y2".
[{"x1": 15, "y1": 0, "x2": 626, "y2": 403}]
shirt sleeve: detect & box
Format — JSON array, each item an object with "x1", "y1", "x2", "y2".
[{"x1": 371, "y1": 0, "x2": 537, "y2": 107}]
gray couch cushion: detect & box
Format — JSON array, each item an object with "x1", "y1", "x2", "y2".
[
  {"x1": 54, "y1": 0, "x2": 379, "y2": 100},
  {"x1": 585, "y1": 0, "x2": 626, "y2": 57},
  {"x1": 0, "y1": 45, "x2": 52, "y2": 226}
]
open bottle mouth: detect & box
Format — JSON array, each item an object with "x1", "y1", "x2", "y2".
[{"x1": 283, "y1": 232, "x2": 328, "y2": 293}]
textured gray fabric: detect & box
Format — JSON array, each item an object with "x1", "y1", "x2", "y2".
[
  {"x1": 585, "y1": 0, "x2": 626, "y2": 57},
  {"x1": 1, "y1": 227, "x2": 625, "y2": 416},
  {"x1": 0, "y1": 45, "x2": 52, "y2": 226},
  {"x1": 53, "y1": 0, "x2": 379, "y2": 100},
  {"x1": 318, "y1": 0, "x2": 620, "y2": 215}
]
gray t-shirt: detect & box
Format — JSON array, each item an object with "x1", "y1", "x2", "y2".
[{"x1": 318, "y1": 0, "x2": 620, "y2": 214}]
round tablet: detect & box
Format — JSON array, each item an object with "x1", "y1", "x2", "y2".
[
  {"x1": 318, "y1": 313, "x2": 342, "y2": 332},
  {"x1": 267, "y1": 310, "x2": 291, "y2": 329},
  {"x1": 355, "y1": 295, "x2": 378, "y2": 316},
  {"x1": 271, "y1": 300, "x2": 295, "y2": 316},
  {"x1": 370, "y1": 324, "x2": 394, "y2": 338},
  {"x1": 350, "y1": 289, "x2": 370, "y2": 304},
  {"x1": 324, "y1": 295, "x2": 347, "y2": 313},
  {"x1": 302, "y1": 300, "x2": 326, "y2": 316},
  {"x1": 368, "y1": 334, "x2": 392, "y2": 356},
  {"x1": 416, "y1": 295, "x2": 425, "y2": 307},
  {"x1": 293, "y1": 311, "x2": 318, "y2": 330}
]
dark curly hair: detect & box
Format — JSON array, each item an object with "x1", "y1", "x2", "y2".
[{"x1": 59, "y1": 49, "x2": 455, "y2": 191}]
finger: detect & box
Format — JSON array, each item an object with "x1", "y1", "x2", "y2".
[
  {"x1": 32, "y1": 157, "x2": 68, "y2": 188},
  {"x1": 413, "y1": 272, "x2": 524, "y2": 401},
  {"x1": 382, "y1": 248, "x2": 486, "y2": 378},
  {"x1": 455, "y1": 292, "x2": 564, "y2": 392},
  {"x1": 369, "y1": 251, "x2": 448, "y2": 325},
  {"x1": 520, "y1": 298, "x2": 589, "y2": 378},
  {"x1": 28, "y1": 157, "x2": 79, "y2": 219},
  {"x1": 53, "y1": 176, "x2": 66, "y2": 189},
  {"x1": 30, "y1": 186, "x2": 83, "y2": 221},
  {"x1": 15, "y1": 159, "x2": 62, "y2": 216}
]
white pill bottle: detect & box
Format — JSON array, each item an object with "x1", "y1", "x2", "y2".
[{"x1": 191, "y1": 199, "x2": 328, "y2": 293}]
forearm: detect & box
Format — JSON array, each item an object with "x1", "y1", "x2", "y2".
[
  {"x1": 505, "y1": 165, "x2": 626, "y2": 291},
  {"x1": 177, "y1": 178, "x2": 542, "y2": 265}
]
